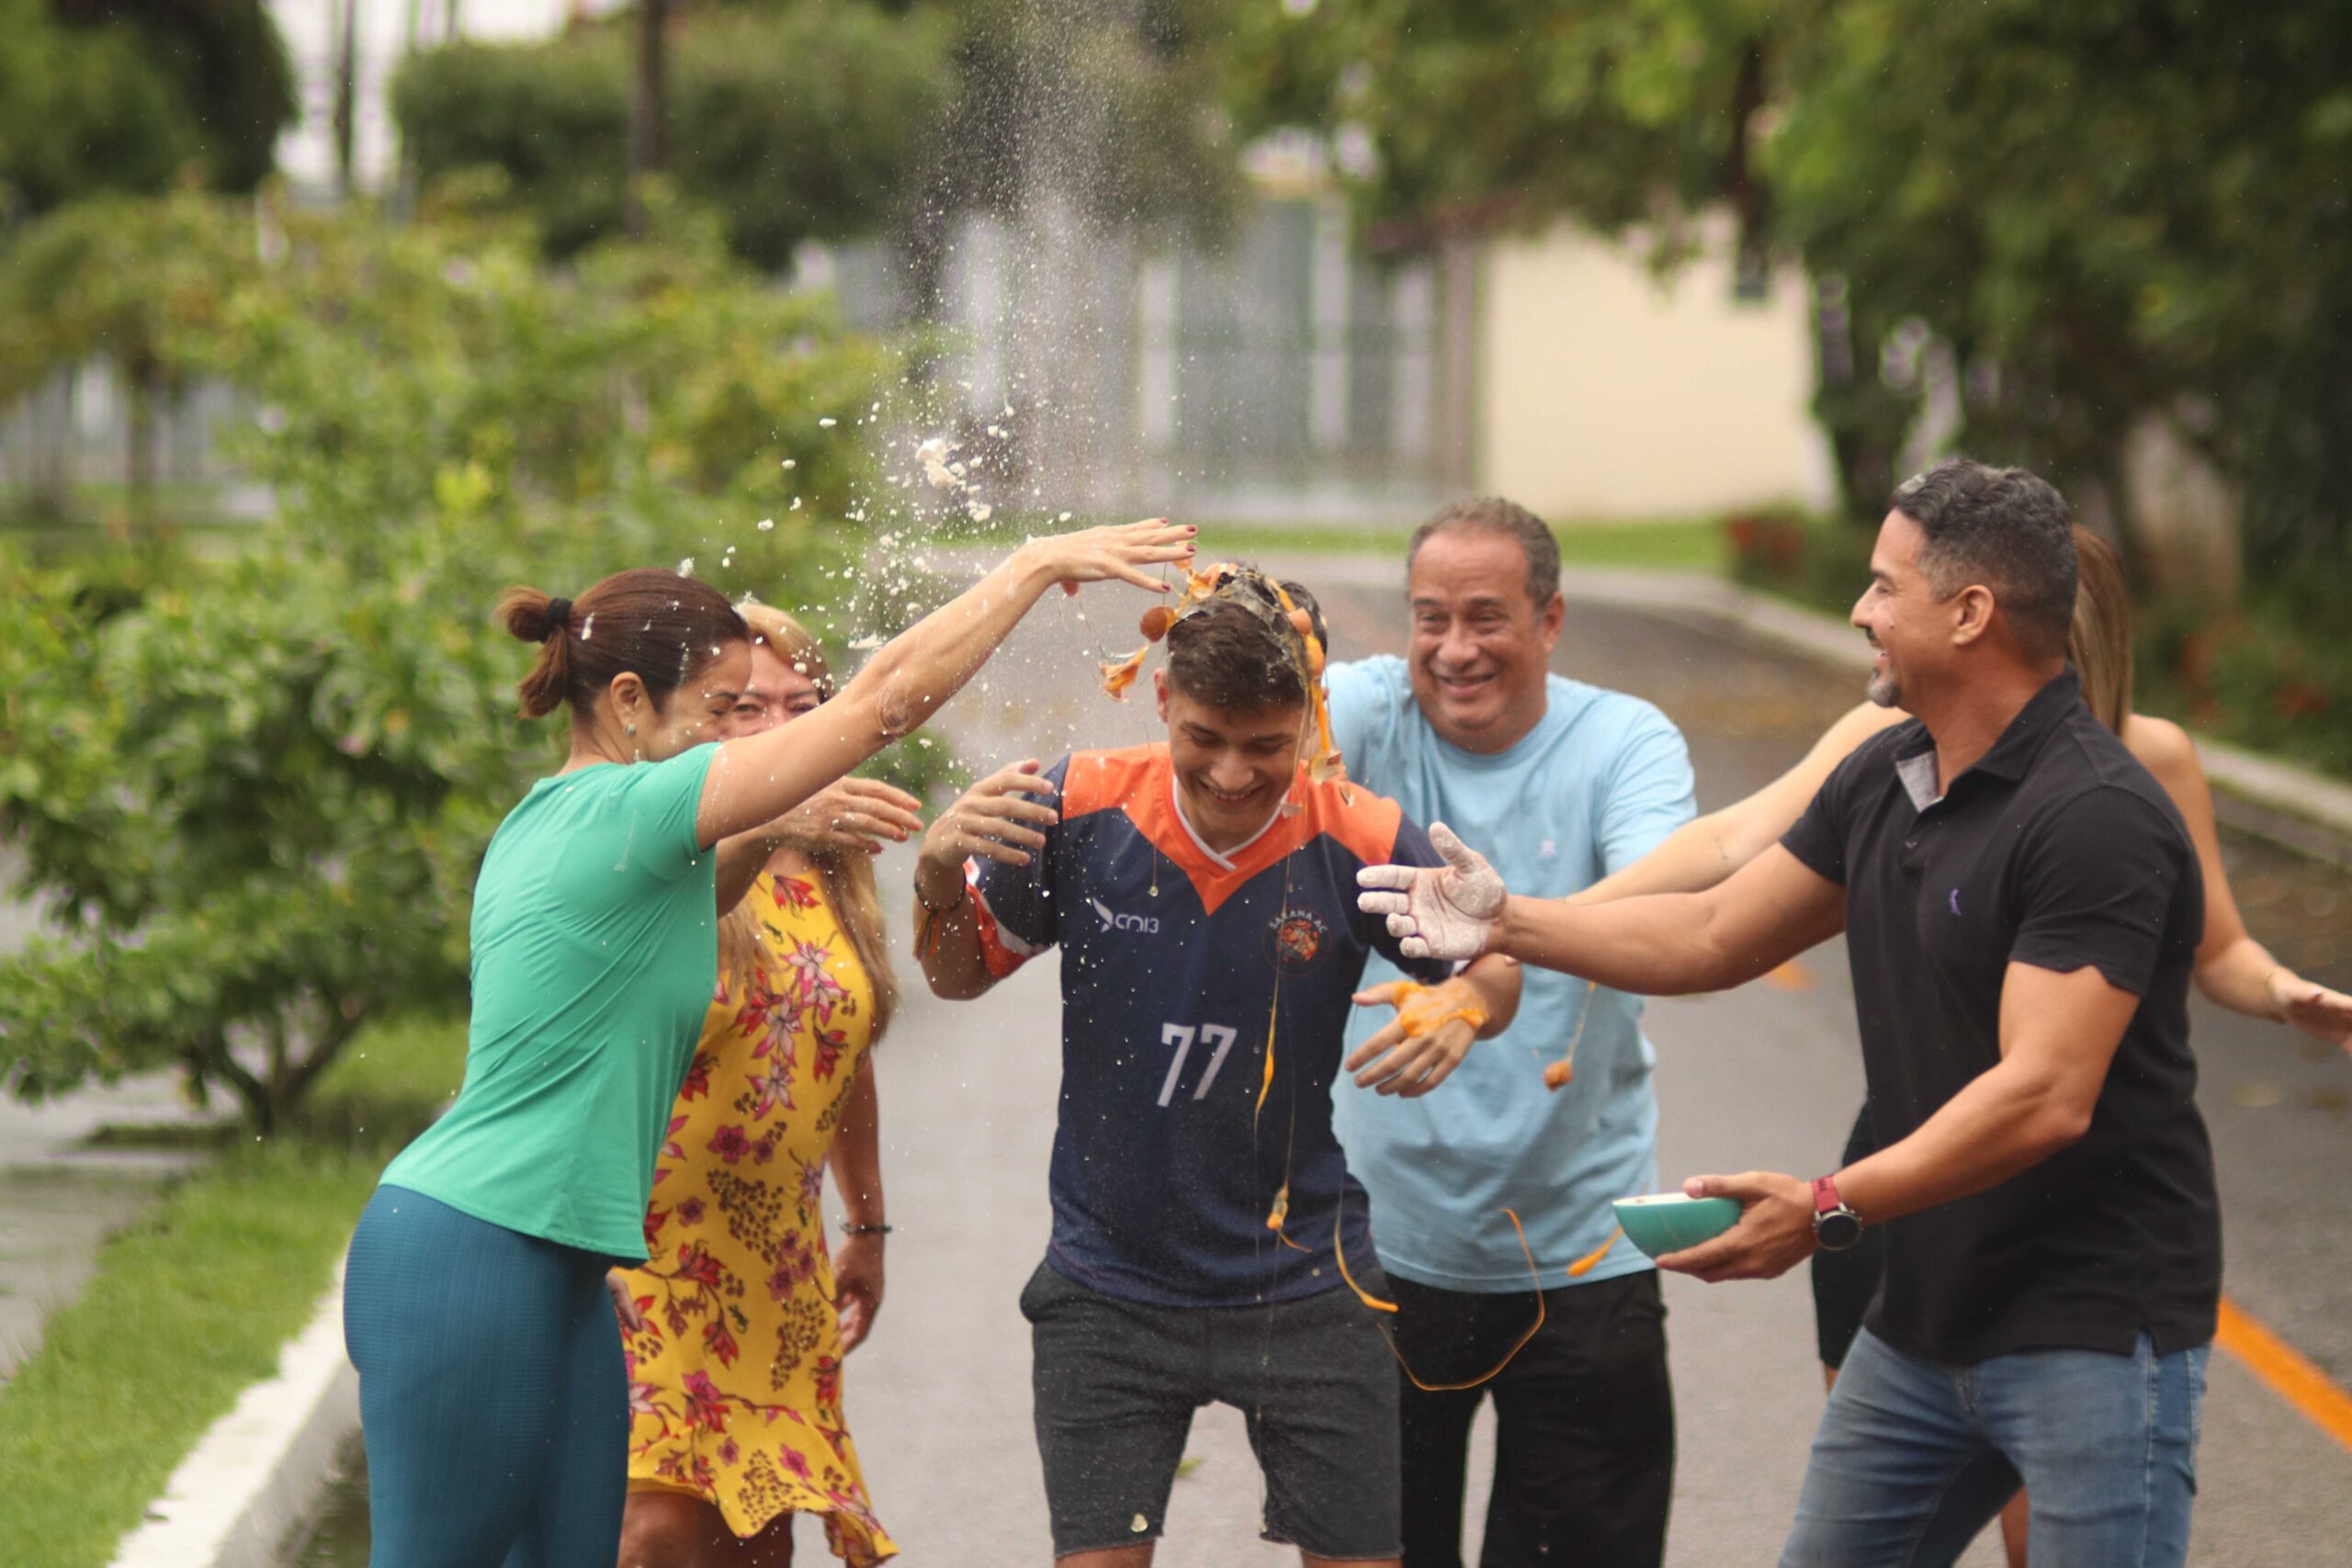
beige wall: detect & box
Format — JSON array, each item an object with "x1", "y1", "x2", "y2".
[{"x1": 1476, "y1": 220, "x2": 1835, "y2": 522}]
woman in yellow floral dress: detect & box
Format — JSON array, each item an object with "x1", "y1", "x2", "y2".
[{"x1": 616, "y1": 605, "x2": 926, "y2": 1568}]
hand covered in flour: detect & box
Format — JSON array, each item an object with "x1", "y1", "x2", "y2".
[
  {"x1": 1344, "y1": 976, "x2": 1489, "y2": 1097},
  {"x1": 1355, "y1": 822, "x2": 1507, "y2": 961}
]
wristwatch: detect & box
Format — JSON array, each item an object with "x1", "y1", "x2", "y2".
[{"x1": 1812, "y1": 1175, "x2": 1864, "y2": 1252}]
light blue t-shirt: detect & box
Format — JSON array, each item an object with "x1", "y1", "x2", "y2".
[{"x1": 1328, "y1": 658, "x2": 1696, "y2": 1291}]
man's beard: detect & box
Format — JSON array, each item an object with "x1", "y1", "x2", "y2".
[{"x1": 1867, "y1": 668, "x2": 1902, "y2": 708}]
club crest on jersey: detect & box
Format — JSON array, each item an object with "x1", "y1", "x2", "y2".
[{"x1": 1265, "y1": 908, "x2": 1329, "y2": 974}]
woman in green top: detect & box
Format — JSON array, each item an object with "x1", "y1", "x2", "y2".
[{"x1": 344, "y1": 520, "x2": 1193, "y2": 1568}]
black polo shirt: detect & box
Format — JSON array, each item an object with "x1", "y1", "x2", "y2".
[{"x1": 1781, "y1": 668, "x2": 2218, "y2": 1365}]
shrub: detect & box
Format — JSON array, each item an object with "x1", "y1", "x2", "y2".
[
  {"x1": 391, "y1": 5, "x2": 952, "y2": 269},
  {"x1": 0, "y1": 194, "x2": 903, "y2": 1133}
]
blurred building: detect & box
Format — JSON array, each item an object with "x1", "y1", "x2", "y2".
[
  {"x1": 823, "y1": 140, "x2": 1830, "y2": 527},
  {"x1": 6, "y1": 13, "x2": 1834, "y2": 534},
  {"x1": 1475, "y1": 219, "x2": 1837, "y2": 522}
]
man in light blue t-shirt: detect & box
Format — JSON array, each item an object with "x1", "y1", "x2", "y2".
[{"x1": 1327, "y1": 496, "x2": 1695, "y2": 1567}]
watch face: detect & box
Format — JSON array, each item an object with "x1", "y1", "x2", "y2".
[{"x1": 1815, "y1": 1211, "x2": 1864, "y2": 1252}]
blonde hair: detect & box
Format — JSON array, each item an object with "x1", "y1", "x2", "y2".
[
  {"x1": 2068, "y1": 525, "x2": 2133, "y2": 737},
  {"x1": 716, "y1": 603, "x2": 899, "y2": 1042}
]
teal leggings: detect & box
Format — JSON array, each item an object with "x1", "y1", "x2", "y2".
[{"x1": 344, "y1": 1184, "x2": 628, "y2": 1568}]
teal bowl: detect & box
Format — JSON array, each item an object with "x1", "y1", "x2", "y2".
[{"x1": 1611, "y1": 1193, "x2": 1743, "y2": 1259}]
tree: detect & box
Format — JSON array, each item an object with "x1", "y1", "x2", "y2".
[
  {"x1": 889, "y1": 0, "x2": 1242, "y2": 326},
  {"x1": 391, "y1": 0, "x2": 1241, "y2": 299},
  {"x1": 393, "y1": 3, "x2": 956, "y2": 269},
  {"x1": 626, "y1": 0, "x2": 668, "y2": 237},
  {"x1": 0, "y1": 0, "x2": 296, "y2": 220},
  {"x1": 0, "y1": 196, "x2": 251, "y2": 523},
  {"x1": 0, "y1": 194, "x2": 903, "y2": 1134},
  {"x1": 1228, "y1": 0, "x2": 2352, "y2": 572}
]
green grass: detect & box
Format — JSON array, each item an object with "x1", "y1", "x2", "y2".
[
  {"x1": 0, "y1": 1015, "x2": 466, "y2": 1568},
  {"x1": 1549, "y1": 516, "x2": 1728, "y2": 572},
  {"x1": 1189, "y1": 514, "x2": 1727, "y2": 573}
]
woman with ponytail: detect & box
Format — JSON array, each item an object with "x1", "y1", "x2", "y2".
[
  {"x1": 615, "y1": 604, "x2": 916, "y2": 1568},
  {"x1": 343, "y1": 518, "x2": 1193, "y2": 1568}
]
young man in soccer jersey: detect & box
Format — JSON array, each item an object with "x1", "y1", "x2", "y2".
[{"x1": 912, "y1": 572, "x2": 1521, "y2": 1567}]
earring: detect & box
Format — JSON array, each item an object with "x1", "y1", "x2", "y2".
[{"x1": 624, "y1": 722, "x2": 637, "y2": 737}]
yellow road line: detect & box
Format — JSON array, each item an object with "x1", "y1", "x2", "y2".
[{"x1": 2216, "y1": 1295, "x2": 2352, "y2": 1452}]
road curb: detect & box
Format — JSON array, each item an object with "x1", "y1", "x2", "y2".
[
  {"x1": 109, "y1": 1260, "x2": 356, "y2": 1568},
  {"x1": 1264, "y1": 552, "x2": 2352, "y2": 845}
]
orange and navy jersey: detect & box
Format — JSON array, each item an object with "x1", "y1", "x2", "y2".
[{"x1": 968, "y1": 745, "x2": 1451, "y2": 1307}]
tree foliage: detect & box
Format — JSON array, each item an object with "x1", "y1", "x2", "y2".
[
  {"x1": 0, "y1": 194, "x2": 255, "y2": 514},
  {"x1": 393, "y1": 3, "x2": 956, "y2": 268},
  {"x1": 0, "y1": 0, "x2": 296, "y2": 220},
  {"x1": 0, "y1": 191, "x2": 901, "y2": 1133},
  {"x1": 1232, "y1": 0, "x2": 2352, "y2": 569},
  {"x1": 878, "y1": 0, "x2": 1241, "y2": 323},
  {"x1": 391, "y1": 0, "x2": 1244, "y2": 298}
]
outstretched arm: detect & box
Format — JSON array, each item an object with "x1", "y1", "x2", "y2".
[
  {"x1": 713, "y1": 777, "x2": 925, "y2": 914},
  {"x1": 1657, "y1": 961, "x2": 2137, "y2": 1282},
  {"x1": 1575, "y1": 703, "x2": 1901, "y2": 904},
  {"x1": 2134, "y1": 719, "x2": 2352, "y2": 1052},
  {"x1": 1342, "y1": 953, "x2": 1522, "y2": 1098},
  {"x1": 1359, "y1": 824, "x2": 1846, "y2": 995},
  {"x1": 694, "y1": 519, "x2": 1193, "y2": 849}
]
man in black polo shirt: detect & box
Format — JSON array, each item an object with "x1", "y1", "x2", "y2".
[{"x1": 1356, "y1": 459, "x2": 2217, "y2": 1567}]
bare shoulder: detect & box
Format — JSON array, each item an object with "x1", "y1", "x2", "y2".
[
  {"x1": 2120, "y1": 714, "x2": 2219, "y2": 837},
  {"x1": 2123, "y1": 714, "x2": 2201, "y2": 786}
]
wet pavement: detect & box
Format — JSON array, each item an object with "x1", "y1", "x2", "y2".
[
  {"x1": 0, "y1": 848, "x2": 210, "y2": 1382},
  {"x1": 292, "y1": 559, "x2": 2352, "y2": 1564},
  {"x1": 0, "y1": 1065, "x2": 209, "y2": 1385}
]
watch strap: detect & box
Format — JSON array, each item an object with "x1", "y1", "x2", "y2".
[{"x1": 1813, "y1": 1174, "x2": 1845, "y2": 1218}]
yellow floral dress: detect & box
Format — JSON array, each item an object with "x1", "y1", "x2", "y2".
[{"x1": 617, "y1": 870, "x2": 897, "y2": 1564}]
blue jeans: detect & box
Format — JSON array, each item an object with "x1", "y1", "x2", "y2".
[{"x1": 1781, "y1": 1326, "x2": 2208, "y2": 1568}]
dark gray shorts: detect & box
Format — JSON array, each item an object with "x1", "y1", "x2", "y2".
[{"x1": 1019, "y1": 1258, "x2": 1402, "y2": 1560}]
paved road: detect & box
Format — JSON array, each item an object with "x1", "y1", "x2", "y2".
[{"x1": 831, "y1": 566, "x2": 2352, "y2": 1566}]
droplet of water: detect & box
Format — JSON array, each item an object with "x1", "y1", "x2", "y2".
[
  {"x1": 758, "y1": 518, "x2": 775, "y2": 532},
  {"x1": 818, "y1": 417, "x2": 838, "y2": 428}
]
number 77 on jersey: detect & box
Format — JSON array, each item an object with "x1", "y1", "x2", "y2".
[{"x1": 1158, "y1": 1021, "x2": 1238, "y2": 1106}]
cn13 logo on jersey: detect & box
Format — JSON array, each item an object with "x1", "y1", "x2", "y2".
[{"x1": 1091, "y1": 896, "x2": 1160, "y2": 935}]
